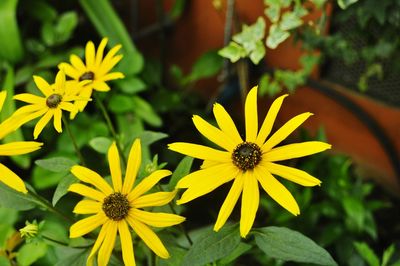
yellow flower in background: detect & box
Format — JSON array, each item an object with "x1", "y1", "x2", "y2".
[
  {"x1": 69, "y1": 139, "x2": 185, "y2": 266},
  {"x1": 12, "y1": 71, "x2": 88, "y2": 139},
  {"x1": 0, "y1": 91, "x2": 42, "y2": 193},
  {"x1": 169, "y1": 86, "x2": 331, "y2": 238},
  {"x1": 58, "y1": 38, "x2": 124, "y2": 118}
]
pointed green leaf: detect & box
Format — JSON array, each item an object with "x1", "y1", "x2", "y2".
[
  {"x1": 35, "y1": 157, "x2": 76, "y2": 173},
  {"x1": 168, "y1": 156, "x2": 193, "y2": 190},
  {"x1": 52, "y1": 174, "x2": 78, "y2": 206}
]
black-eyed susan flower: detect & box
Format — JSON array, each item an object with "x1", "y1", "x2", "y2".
[
  {"x1": 169, "y1": 86, "x2": 331, "y2": 238},
  {"x1": 68, "y1": 139, "x2": 185, "y2": 266},
  {"x1": 12, "y1": 71, "x2": 88, "y2": 139},
  {"x1": 58, "y1": 38, "x2": 124, "y2": 118},
  {"x1": 0, "y1": 91, "x2": 42, "y2": 193}
]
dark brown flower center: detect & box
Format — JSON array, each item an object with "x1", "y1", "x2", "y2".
[
  {"x1": 79, "y1": 71, "x2": 95, "y2": 81},
  {"x1": 46, "y1": 94, "x2": 62, "y2": 108},
  {"x1": 102, "y1": 192, "x2": 130, "y2": 221},
  {"x1": 232, "y1": 142, "x2": 262, "y2": 171}
]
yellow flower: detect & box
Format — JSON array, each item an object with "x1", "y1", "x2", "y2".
[
  {"x1": 12, "y1": 71, "x2": 87, "y2": 139},
  {"x1": 58, "y1": 38, "x2": 124, "y2": 118},
  {"x1": 0, "y1": 91, "x2": 42, "y2": 193},
  {"x1": 68, "y1": 139, "x2": 185, "y2": 266},
  {"x1": 169, "y1": 86, "x2": 331, "y2": 238}
]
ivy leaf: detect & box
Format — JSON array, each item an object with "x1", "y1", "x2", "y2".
[
  {"x1": 249, "y1": 41, "x2": 266, "y2": 64},
  {"x1": 218, "y1": 42, "x2": 246, "y2": 63},
  {"x1": 254, "y1": 226, "x2": 337, "y2": 266},
  {"x1": 266, "y1": 25, "x2": 290, "y2": 49},
  {"x1": 264, "y1": 4, "x2": 280, "y2": 23},
  {"x1": 280, "y1": 12, "x2": 303, "y2": 31},
  {"x1": 182, "y1": 224, "x2": 241, "y2": 266},
  {"x1": 337, "y1": 0, "x2": 359, "y2": 9}
]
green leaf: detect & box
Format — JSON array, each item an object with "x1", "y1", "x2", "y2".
[
  {"x1": 266, "y1": 24, "x2": 290, "y2": 49},
  {"x1": 382, "y1": 244, "x2": 395, "y2": 266},
  {"x1": 52, "y1": 174, "x2": 78, "y2": 206},
  {"x1": 233, "y1": 17, "x2": 266, "y2": 52},
  {"x1": 0, "y1": 65, "x2": 30, "y2": 168},
  {"x1": 55, "y1": 12, "x2": 78, "y2": 44},
  {"x1": 337, "y1": 0, "x2": 359, "y2": 9},
  {"x1": 0, "y1": 256, "x2": 10, "y2": 266},
  {"x1": 254, "y1": 226, "x2": 337, "y2": 266},
  {"x1": 89, "y1": 136, "x2": 112, "y2": 154},
  {"x1": 156, "y1": 246, "x2": 186, "y2": 266},
  {"x1": 108, "y1": 94, "x2": 135, "y2": 113},
  {"x1": 249, "y1": 41, "x2": 266, "y2": 64},
  {"x1": 35, "y1": 157, "x2": 76, "y2": 173},
  {"x1": 133, "y1": 96, "x2": 162, "y2": 127},
  {"x1": 353, "y1": 242, "x2": 380, "y2": 266},
  {"x1": 0, "y1": 183, "x2": 38, "y2": 210},
  {"x1": 168, "y1": 156, "x2": 194, "y2": 190},
  {"x1": 280, "y1": 12, "x2": 303, "y2": 31},
  {"x1": 185, "y1": 51, "x2": 223, "y2": 83},
  {"x1": 218, "y1": 42, "x2": 246, "y2": 63},
  {"x1": 264, "y1": 4, "x2": 280, "y2": 23},
  {"x1": 18, "y1": 242, "x2": 48, "y2": 266},
  {"x1": 342, "y1": 197, "x2": 365, "y2": 231},
  {"x1": 0, "y1": 0, "x2": 24, "y2": 63},
  {"x1": 182, "y1": 224, "x2": 241, "y2": 266},
  {"x1": 116, "y1": 76, "x2": 146, "y2": 94},
  {"x1": 139, "y1": 131, "x2": 168, "y2": 146},
  {"x1": 218, "y1": 242, "x2": 252, "y2": 265},
  {"x1": 79, "y1": 0, "x2": 144, "y2": 74}
]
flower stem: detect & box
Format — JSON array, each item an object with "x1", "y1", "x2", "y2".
[
  {"x1": 27, "y1": 188, "x2": 75, "y2": 224},
  {"x1": 157, "y1": 185, "x2": 193, "y2": 246},
  {"x1": 94, "y1": 94, "x2": 127, "y2": 167},
  {"x1": 62, "y1": 116, "x2": 86, "y2": 166}
]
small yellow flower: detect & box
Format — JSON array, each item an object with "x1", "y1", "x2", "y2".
[
  {"x1": 68, "y1": 139, "x2": 185, "y2": 266},
  {"x1": 19, "y1": 221, "x2": 39, "y2": 239},
  {"x1": 0, "y1": 91, "x2": 42, "y2": 193},
  {"x1": 58, "y1": 38, "x2": 124, "y2": 118},
  {"x1": 169, "y1": 86, "x2": 331, "y2": 238},
  {"x1": 12, "y1": 71, "x2": 88, "y2": 139}
]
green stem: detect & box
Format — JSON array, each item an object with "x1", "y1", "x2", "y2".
[
  {"x1": 27, "y1": 188, "x2": 75, "y2": 224},
  {"x1": 158, "y1": 184, "x2": 193, "y2": 246},
  {"x1": 62, "y1": 116, "x2": 86, "y2": 166},
  {"x1": 94, "y1": 94, "x2": 127, "y2": 167}
]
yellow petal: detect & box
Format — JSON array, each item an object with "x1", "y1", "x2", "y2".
[
  {"x1": 127, "y1": 218, "x2": 169, "y2": 259},
  {"x1": 255, "y1": 166, "x2": 300, "y2": 215},
  {"x1": 87, "y1": 222, "x2": 109, "y2": 266},
  {"x1": 95, "y1": 38, "x2": 108, "y2": 67},
  {"x1": 53, "y1": 108, "x2": 62, "y2": 133},
  {"x1": 130, "y1": 209, "x2": 185, "y2": 227},
  {"x1": 99, "y1": 54, "x2": 123, "y2": 76},
  {"x1": 262, "y1": 112, "x2": 313, "y2": 152},
  {"x1": 13, "y1": 108, "x2": 48, "y2": 130},
  {"x1": 177, "y1": 166, "x2": 238, "y2": 204},
  {"x1": 240, "y1": 171, "x2": 259, "y2": 238},
  {"x1": 92, "y1": 81, "x2": 111, "y2": 92},
  {"x1": 101, "y1": 72, "x2": 125, "y2": 81},
  {"x1": 0, "y1": 91, "x2": 6, "y2": 112},
  {"x1": 118, "y1": 220, "x2": 136, "y2": 266},
  {"x1": 85, "y1": 41, "x2": 96, "y2": 69},
  {"x1": 0, "y1": 141, "x2": 42, "y2": 156},
  {"x1": 71, "y1": 165, "x2": 113, "y2": 195},
  {"x1": 265, "y1": 141, "x2": 332, "y2": 162},
  {"x1": 68, "y1": 183, "x2": 106, "y2": 201},
  {"x1": 98, "y1": 221, "x2": 117, "y2": 266},
  {"x1": 59, "y1": 102, "x2": 76, "y2": 112},
  {"x1": 13, "y1": 104, "x2": 44, "y2": 116},
  {"x1": 70, "y1": 54, "x2": 87, "y2": 72},
  {"x1": 13, "y1": 93, "x2": 45, "y2": 104},
  {"x1": 214, "y1": 174, "x2": 244, "y2": 232},
  {"x1": 108, "y1": 142, "x2": 122, "y2": 192},
  {"x1": 73, "y1": 199, "x2": 102, "y2": 214},
  {"x1": 200, "y1": 160, "x2": 220, "y2": 169},
  {"x1": 262, "y1": 162, "x2": 321, "y2": 186},
  {"x1": 33, "y1": 109, "x2": 54, "y2": 139},
  {"x1": 168, "y1": 142, "x2": 231, "y2": 162},
  {"x1": 55, "y1": 71, "x2": 66, "y2": 94},
  {"x1": 69, "y1": 212, "x2": 107, "y2": 238},
  {"x1": 177, "y1": 163, "x2": 233, "y2": 188},
  {"x1": 128, "y1": 170, "x2": 171, "y2": 201},
  {"x1": 123, "y1": 139, "x2": 141, "y2": 194},
  {"x1": 245, "y1": 86, "x2": 258, "y2": 142},
  {"x1": 0, "y1": 163, "x2": 27, "y2": 193},
  {"x1": 33, "y1": 76, "x2": 52, "y2": 96},
  {"x1": 213, "y1": 103, "x2": 243, "y2": 144},
  {"x1": 132, "y1": 191, "x2": 177, "y2": 208},
  {"x1": 192, "y1": 115, "x2": 235, "y2": 151},
  {"x1": 58, "y1": 62, "x2": 80, "y2": 80},
  {"x1": 256, "y1": 94, "x2": 288, "y2": 146}
]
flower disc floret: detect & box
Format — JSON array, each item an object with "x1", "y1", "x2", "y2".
[
  {"x1": 232, "y1": 142, "x2": 262, "y2": 171},
  {"x1": 46, "y1": 94, "x2": 62, "y2": 108},
  {"x1": 79, "y1": 71, "x2": 95, "y2": 81},
  {"x1": 102, "y1": 192, "x2": 130, "y2": 221}
]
